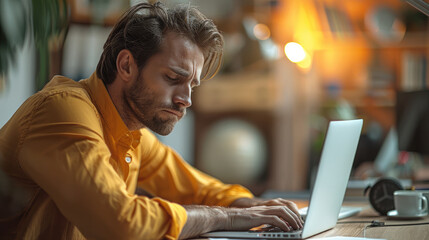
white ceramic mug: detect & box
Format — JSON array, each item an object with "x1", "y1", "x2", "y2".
[
  {"x1": 394, "y1": 190, "x2": 428, "y2": 216},
  {"x1": 416, "y1": 190, "x2": 429, "y2": 204}
]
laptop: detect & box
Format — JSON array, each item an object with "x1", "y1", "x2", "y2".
[
  {"x1": 299, "y1": 205, "x2": 362, "y2": 220},
  {"x1": 201, "y1": 119, "x2": 363, "y2": 239}
]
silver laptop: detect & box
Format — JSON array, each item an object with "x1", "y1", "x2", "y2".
[
  {"x1": 299, "y1": 205, "x2": 362, "y2": 220},
  {"x1": 201, "y1": 119, "x2": 363, "y2": 239}
]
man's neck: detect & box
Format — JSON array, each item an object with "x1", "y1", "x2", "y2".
[{"x1": 106, "y1": 80, "x2": 143, "y2": 131}]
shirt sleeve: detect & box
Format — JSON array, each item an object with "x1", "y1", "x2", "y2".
[
  {"x1": 18, "y1": 92, "x2": 187, "y2": 240},
  {"x1": 137, "y1": 131, "x2": 254, "y2": 207}
]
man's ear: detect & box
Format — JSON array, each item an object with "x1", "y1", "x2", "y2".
[{"x1": 116, "y1": 49, "x2": 138, "y2": 83}]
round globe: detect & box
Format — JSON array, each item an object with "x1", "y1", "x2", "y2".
[{"x1": 199, "y1": 118, "x2": 267, "y2": 185}]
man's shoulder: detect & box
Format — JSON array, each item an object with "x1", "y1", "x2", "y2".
[
  {"x1": 17, "y1": 75, "x2": 99, "y2": 122},
  {"x1": 38, "y1": 75, "x2": 92, "y2": 102},
  {"x1": 43, "y1": 75, "x2": 85, "y2": 92}
]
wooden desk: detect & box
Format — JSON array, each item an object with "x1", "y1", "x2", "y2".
[
  {"x1": 195, "y1": 198, "x2": 429, "y2": 240},
  {"x1": 197, "y1": 200, "x2": 429, "y2": 240},
  {"x1": 309, "y1": 202, "x2": 429, "y2": 239}
]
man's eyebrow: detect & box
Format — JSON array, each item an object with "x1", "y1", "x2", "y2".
[
  {"x1": 169, "y1": 66, "x2": 190, "y2": 78},
  {"x1": 169, "y1": 66, "x2": 200, "y2": 86}
]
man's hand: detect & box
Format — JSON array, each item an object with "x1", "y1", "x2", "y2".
[
  {"x1": 230, "y1": 197, "x2": 302, "y2": 222},
  {"x1": 224, "y1": 204, "x2": 304, "y2": 230},
  {"x1": 230, "y1": 197, "x2": 300, "y2": 210},
  {"x1": 179, "y1": 198, "x2": 304, "y2": 239}
]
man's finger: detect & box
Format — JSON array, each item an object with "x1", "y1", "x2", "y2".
[{"x1": 262, "y1": 206, "x2": 302, "y2": 230}]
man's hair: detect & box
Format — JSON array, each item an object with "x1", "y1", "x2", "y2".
[{"x1": 96, "y1": 1, "x2": 224, "y2": 85}]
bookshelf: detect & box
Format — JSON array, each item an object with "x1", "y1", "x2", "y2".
[
  {"x1": 400, "y1": 51, "x2": 428, "y2": 91},
  {"x1": 276, "y1": 0, "x2": 429, "y2": 187},
  {"x1": 311, "y1": 0, "x2": 429, "y2": 118}
]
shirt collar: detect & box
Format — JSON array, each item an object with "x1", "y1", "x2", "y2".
[{"x1": 81, "y1": 72, "x2": 141, "y2": 145}]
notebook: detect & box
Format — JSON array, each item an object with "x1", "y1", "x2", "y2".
[{"x1": 201, "y1": 119, "x2": 363, "y2": 239}]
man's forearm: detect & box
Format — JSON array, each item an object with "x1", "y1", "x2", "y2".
[
  {"x1": 229, "y1": 197, "x2": 261, "y2": 208},
  {"x1": 178, "y1": 204, "x2": 268, "y2": 239},
  {"x1": 178, "y1": 199, "x2": 304, "y2": 239},
  {"x1": 179, "y1": 205, "x2": 228, "y2": 239}
]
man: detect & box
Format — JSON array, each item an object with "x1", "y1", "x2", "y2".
[{"x1": 0, "y1": 2, "x2": 303, "y2": 239}]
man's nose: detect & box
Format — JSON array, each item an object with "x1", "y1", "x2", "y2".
[{"x1": 173, "y1": 85, "x2": 192, "y2": 108}]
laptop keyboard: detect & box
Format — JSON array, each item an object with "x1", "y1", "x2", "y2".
[
  {"x1": 249, "y1": 225, "x2": 302, "y2": 233},
  {"x1": 248, "y1": 225, "x2": 303, "y2": 239}
]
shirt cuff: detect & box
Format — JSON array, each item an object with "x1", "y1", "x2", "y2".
[{"x1": 153, "y1": 198, "x2": 188, "y2": 239}]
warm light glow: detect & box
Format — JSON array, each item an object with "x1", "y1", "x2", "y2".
[
  {"x1": 297, "y1": 54, "x2": 312, "y2": 70},
  {"x1": 253, "y1": 23, "x2": 271, "y2": 40},
  {"x1": 284, "y1": 42, "x2": 306, "y2": 63}
]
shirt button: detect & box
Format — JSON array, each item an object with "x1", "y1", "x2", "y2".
[{"x1": 125, "y1": 156, "x2": 132, "y2": 163}]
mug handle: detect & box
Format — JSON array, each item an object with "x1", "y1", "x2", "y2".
[{"x1": 421, "y1": 196, "x2": 428, "y2": 213}]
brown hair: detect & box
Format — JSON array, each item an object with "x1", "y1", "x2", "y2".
[{"x1": 96, "y1": 1, "x2": 224, "y2": 85}]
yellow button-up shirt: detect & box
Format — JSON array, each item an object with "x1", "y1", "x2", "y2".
[{"x1": 0, "y1": 73, "x2": 253, "y2": 239}]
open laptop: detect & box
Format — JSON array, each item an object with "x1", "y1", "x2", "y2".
[
  {"x1": 201, "y1": 119, "x2": 363, "y2": 239},
  {"x1": 299, "y1": 205, "x2": 362, "y2": 220}
]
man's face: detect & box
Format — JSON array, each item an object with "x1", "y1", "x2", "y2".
[{"x1": 123, "y1": 32, "x2": 204, "y2": 135}]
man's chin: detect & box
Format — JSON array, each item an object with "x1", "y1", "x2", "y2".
[
  {"x1": 147, "y1": 122, "x2": 176, "y2": 136},
  {"x1": 155, "y1": 128, "x2": 173, "y2": 136}
]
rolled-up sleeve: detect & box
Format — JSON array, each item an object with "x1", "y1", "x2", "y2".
[
  {"x1": 137, "y1": 131, "x2": 254, "y2": 207},
  {"x1": 18, "y1": 92, "x2": 187, "y2": 240}
]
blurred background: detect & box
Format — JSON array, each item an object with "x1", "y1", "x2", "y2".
[{"x1": 1, "y1": 0, "x2": 429, "y2": 196}]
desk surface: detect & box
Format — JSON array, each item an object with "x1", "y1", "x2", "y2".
[
  {"x1": 197, "y1": 200, "x2": 429, "y2": 240},
  {"x1": 309, "y1": 201, "x2": 429, "y2": 239}
]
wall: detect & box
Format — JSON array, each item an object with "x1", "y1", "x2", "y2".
[{"x1": 0, "y1": 37, "x2": 35, "y2": 127}]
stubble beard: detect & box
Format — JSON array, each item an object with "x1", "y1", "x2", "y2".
[{"x1": 123, "y1": 79, "x2": 179, "y2": 135}]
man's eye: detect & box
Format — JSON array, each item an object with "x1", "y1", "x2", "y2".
[{"x1": 166, "y1": 75, "x2": 178, "y2": 82}]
